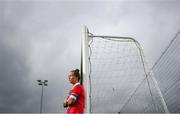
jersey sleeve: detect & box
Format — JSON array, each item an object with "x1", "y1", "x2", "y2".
[{"x1": 70, "y1": 84, "x2": 82, "y2": 98}]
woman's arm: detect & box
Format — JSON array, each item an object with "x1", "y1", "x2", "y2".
[{"x1": 63, "y1": 97, "x2": 76, "y2": 108}]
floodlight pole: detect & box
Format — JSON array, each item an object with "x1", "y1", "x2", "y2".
[
  {"x1": 82, "y1": 26, "x2": 90, "y2": 113},
  {"x1": 37, "y1": 80, "x2": 48, "y2": 114}
]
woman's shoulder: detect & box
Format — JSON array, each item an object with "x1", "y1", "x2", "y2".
[{"x1": 75, "y1": 83, "x2": 85, "y2": 90}]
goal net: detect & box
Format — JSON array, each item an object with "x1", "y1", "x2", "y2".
[
  {"x1": 81, "y1": 26, "x2": 168, "y2": 113},
  {"x1": 153, "y1": 31, "x2": 180, "y2": 113}
]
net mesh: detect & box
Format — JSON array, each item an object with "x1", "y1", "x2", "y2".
[
  {"x1": 153, "y1": 32, "x2": 180, "y2": 113},
  {"x1": 88, "y1": 36, "x2": 167, "y2": 113}
]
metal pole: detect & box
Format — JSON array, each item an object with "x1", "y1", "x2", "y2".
[
  {"x1": 40, "y1": 84, "x2": 44, "y2": 114},
  {"x1": 82, "y1": 26, "x2": 90, "y2": 113},
  {"x1": 37, "y1": 80, "x2": 48, "y2": 114}
]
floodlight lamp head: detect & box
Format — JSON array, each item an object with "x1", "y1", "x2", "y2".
[
  {"x1": 38, "y1": 83, "x2": 42, "y2": 85},
  {"x1": 44, "y1": 80, "x2": 48, "y2": 82},
  {"x1": 37, "y1": 80, "x2": 41, "y2": 82}
]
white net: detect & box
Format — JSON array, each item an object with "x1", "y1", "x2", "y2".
[
  {"x1": 153, "y1": 31, "x2": 180, "y2": 113},
  {"x1": 87, "y1": 35, "x2": 167, "y2": 113}
]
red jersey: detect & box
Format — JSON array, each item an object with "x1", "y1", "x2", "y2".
[{"x1": 66, "y1": 83, "x2": 85, "y2": 114}]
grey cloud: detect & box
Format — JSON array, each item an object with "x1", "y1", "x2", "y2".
[{"x1": 0, "y1": 38, "x2": 36, "y2": 112}]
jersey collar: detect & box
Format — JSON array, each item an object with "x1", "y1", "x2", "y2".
[{"x1": 72, "y1": 82, "x2": 80, "y2": 89}]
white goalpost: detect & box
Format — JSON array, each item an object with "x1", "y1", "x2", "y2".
[
  {"x1": 81, "y1": 26, "x2": 91, "y2": 113},
  {"x1": 81, "y1": 26, "x2": 168, "y2": 113}
]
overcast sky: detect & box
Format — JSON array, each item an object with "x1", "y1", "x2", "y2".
[{"x1": 0, "y1": 0, "x2": 180, "y2": 113}]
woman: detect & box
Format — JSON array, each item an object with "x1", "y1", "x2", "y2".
[{"x1": 63, "y1": 69, "x2": 85, "y2": 114}]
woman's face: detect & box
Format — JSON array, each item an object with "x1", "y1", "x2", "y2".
[{"x1": 68, "y1": 72, "x2": 77, "y2": 84}]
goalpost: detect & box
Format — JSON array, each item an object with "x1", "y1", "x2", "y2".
[
  {"x1": 81, "y1": 26, "x2": 91, "y2": 113},
  {"x1": 81, "y1": 26, "x2": 168, "y2": 113}
]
